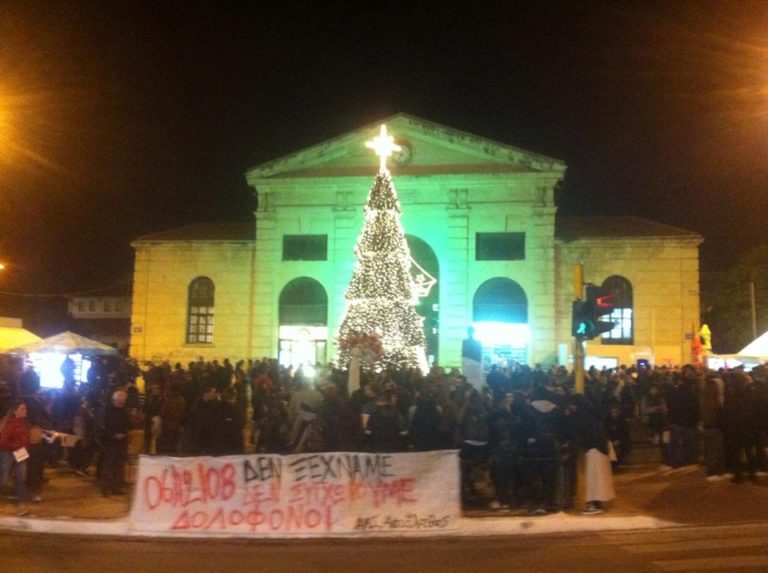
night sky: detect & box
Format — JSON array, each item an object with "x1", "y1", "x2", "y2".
[{"x1": 2, "y1": 1, "x2": 768, "y2": 331}]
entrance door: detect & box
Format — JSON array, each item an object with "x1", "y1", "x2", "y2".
[
  {"x1": 278, "y1": 278, "x2": 328, "y2": 369},
  {"x1": 473, "y1": 277, "x2": 530, "y2": 368},
  {"x1": 278, "y1": 325, "x2": 328, "y2": 370}
]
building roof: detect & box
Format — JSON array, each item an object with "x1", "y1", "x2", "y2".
[
  {"x1": 556, "y1": 216, "x2": 701, "y2": 240},
  {"x1": 246, "y1": 113, "x2": 567, "y2": 179},
  {"x1": 132, "y1": 222, "x2": 254, "y2": 243}
]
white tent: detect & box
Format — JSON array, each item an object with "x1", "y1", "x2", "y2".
[
  {"x1": 737, "y1": 331, "x2": 768, "y2": 360},
  {"x1": 706, "y1": 332, "x2": 768, "y2": 370},
  {"x1": 12, "y1": 331, "x2": 118, "y2": 389},
  {"x1": 13, "y1": 331, "x2": 118, "y2": 356}
]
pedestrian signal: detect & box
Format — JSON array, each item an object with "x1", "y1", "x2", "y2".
[{"x1": 572, "y1": 285, "x2": 616, "y2": 340}]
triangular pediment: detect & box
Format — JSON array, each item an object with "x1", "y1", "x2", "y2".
[{"x1": 246, "y1": 113, "x2": 565, "y2": 181}]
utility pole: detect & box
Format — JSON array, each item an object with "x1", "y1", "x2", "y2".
[
  {"x1": 573, "y1": 263, "x2": 585, "y2": 394},
  {"x1": 750, "y1": 281, "x2": 758, "y2": 340},
  {"x1": 572, "y1": 263, "x2": 587, "y2": 511}
]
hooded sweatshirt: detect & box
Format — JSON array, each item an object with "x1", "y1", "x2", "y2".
[{"x1": 0, "y1": 416, "x2": 30, "y2": 452}]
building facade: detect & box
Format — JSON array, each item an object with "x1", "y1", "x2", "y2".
[
  {"x1": 67, "y1": 295, "x2": 132, "y2": 352},
  {"x1": 129, "y1": 114, "x2": 701, "y2": 369}
]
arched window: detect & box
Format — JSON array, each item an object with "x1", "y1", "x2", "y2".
[
  {"x1": 473, "y1": 278, "x2": 528, "y2": 324},
  {"x1": 279, "y1": 277, "x2": 328, "y2": 325},
  {"x1": 601, "y1": 275, "x2": 633, "y2": 344},
  {"x1": 187, "y1": 277, "x2": 215, "y2": 344}
]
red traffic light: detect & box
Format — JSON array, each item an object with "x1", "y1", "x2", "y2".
[{"x1": 595, "y1": 294, "x2": 613, "y2": 308}]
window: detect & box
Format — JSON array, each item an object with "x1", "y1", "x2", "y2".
[
  {"x1": 187, "y1": 277, "x2": 215, "y2": 344},
  {"x1": 77, "y1": 302, "x2": 85, "y2": 312},
  {"x1": 88, "y1": 301, "x2": 96, "y2": 312},
  {"x1": 475, "y1": 233, "x2": 525, "y2": 261},
  {"x1": 104, "y1": 301, "x2": 112, "y2": 312},
  {"x1": 473, "y1": 277, "x2": 528, "y2": 323},
  {"x1": 601, "y1": 275, "x2": 633, "y2": 345},
  {"x1": 115, "y1": 301, "x2": 124, "y2": 312},
  {"x1": 279, "y1": 277, "x2": 328, "y2": 325},
  {"x1": 283, "y1": 235, "x2": 328, "y2": 261}
]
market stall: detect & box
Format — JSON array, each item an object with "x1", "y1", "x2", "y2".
[{"x1": 12, "y1": 330, "x2": 118, "y2": 388}]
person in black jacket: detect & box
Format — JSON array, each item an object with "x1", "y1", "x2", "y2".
[
  {"x1": 723, "y1": 371, "x2": 762, "y2": 483},
  {"x1": 182, "y1": 383, "x2": 224, "y2": 455},
  {"x1": 664, "y1": 371, "x2": 700, "y2": 468},
  {"x1": 606, "y1": 403, "x2": 631, "y2": 470},
  {"x1": 219, "y1": 388, "x2": 245, "y2": 455},
  {"x1": 367, "y1": 390, "x2": 407, "y2": 453},
  {"x1": 411, "y1": 389, "x2": 444, "y2": 452},
  {"x1": 701, "y1": 375, "x2": 725, "y2": 480},
  {"x1": 487, "y1": 391, "x2": 525, "y2": 510},
  {"x1": 142, "y1": 381, "x2": 163, "y2": 454},
  {"x1": 523, "y1": 386, "x2": 562, "y2": 515}
]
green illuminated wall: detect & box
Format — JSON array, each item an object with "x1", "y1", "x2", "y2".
[{"x1": 246, "y1": 114, "x2": 565, "y2": 367}]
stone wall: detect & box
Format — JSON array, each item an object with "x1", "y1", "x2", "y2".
[{"x1": 251, "y1": 171, "x2": 559, "y2": 368}]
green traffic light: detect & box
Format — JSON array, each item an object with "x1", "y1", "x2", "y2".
[{"x1": 577, "y1": 320, "x2": 595, "y2": 336}]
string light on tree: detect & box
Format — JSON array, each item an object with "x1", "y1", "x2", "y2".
[{"x1": 335, "y1": 124, "x2": 429, "y2": 372}]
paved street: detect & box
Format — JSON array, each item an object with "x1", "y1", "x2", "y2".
[
  {"x1": 603, "y1": 524, "x2": 768, "y2": 572},
  {"x1": 1, "y1": 522, "x2": 767, "y2": 572}
]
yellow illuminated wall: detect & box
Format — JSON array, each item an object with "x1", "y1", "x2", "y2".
[
  {"x1": 557, "y1": 236, "x2": 701, "y2": 368},
  {"x1": 130, "y1": 240, "x2": 256, "y2": 363}
]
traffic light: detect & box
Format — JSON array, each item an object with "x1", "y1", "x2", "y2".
[
  {"x1": 571, "y1": 300, "x2": 590, "y2": 338},
  {"x1": 572, "y1": 285, "x2": 616, "y2": 340}
]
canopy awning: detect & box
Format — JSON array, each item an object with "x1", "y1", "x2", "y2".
[
  {"x1": 13, "y1": 331, "x2": 118, "y2": 356},
  {"x1": 738, "y1": 331, "x2": 768, "y2": 358},
  {"x1": 0, "y1": 325, "x2": 41, "y2": 352}
]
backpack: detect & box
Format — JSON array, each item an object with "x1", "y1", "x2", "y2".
[
  {"x1": 369, "y1": 408, "x2": 403, "y2": 449},
  {"x1": 410, "y1": 402, "x2": 442, "y2": 447},
  {"x1": 530, "y1": 408, "x2": 559, "y2": 450},
  {"x1": 298, "y1": 418, "x2": 325, "y2": 452}
]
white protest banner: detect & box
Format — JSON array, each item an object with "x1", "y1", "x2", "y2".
[{"x1": 129, "y1": 450, "x2": 460, "y2": 537}]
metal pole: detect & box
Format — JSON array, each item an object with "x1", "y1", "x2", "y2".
[
  {"x1": 572, "y1": 263, "x2": 586, "y2": 512},
  {"x1": 574, "y1": 339, "x2": 585, "y2": 394},
  {"x1": 573, "y1": 264, "x2": 585, "y2": 394},
  {"x1": 750, "y1": 281, "x2": 758, "y2": 340}
]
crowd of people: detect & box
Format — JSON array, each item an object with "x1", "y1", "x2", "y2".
[{"x1": 0, "y1": 354, "x2": 766, "y2": 517}]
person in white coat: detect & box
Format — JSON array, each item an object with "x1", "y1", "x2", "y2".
[{"x1": 566, "y1": 394, "x2": 616, "y2": 515}]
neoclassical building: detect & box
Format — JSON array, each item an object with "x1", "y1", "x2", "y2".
[{"x1": 129, "y1": 114, "x2": 701, "y2": 369}]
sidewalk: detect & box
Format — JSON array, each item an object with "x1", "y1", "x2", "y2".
[
  {"x1": 0, "y1": 451, "x2": 766, "y2": 538},
  {"x1": 0, "y1": 465, "x2": 129, "y2": 520}
]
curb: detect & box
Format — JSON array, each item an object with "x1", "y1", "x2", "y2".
[{"x1": 0, "y1": 513, "x2": 672, "y2": 540}]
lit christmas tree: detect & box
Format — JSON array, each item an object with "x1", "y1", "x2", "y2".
[{"x1": 335, "y1": 125, "x2": 429, "y2": 373}]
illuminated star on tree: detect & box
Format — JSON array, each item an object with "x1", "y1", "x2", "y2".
[{"x1": 365, "y1": 124, "x2": 401, "y2": 171}]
